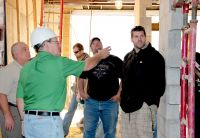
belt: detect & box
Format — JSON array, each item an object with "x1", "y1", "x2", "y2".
[
  {"x1": 8, "y1": 102, "x2": 17, "y2": 107},
  {"x1": 25, "y1": 110, "x2": 60, "y2": 116}
]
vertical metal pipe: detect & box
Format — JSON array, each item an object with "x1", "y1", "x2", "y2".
[
  {"x1": 26, "y1": 0, "x2": 29, "y2": 44},
  {"x1": 32, "y1": 0, "x2": 37, "y2": 28},
  {"x1": 188, "y1": 20, "x2": 197, "y2": 138},
  {"x1": 46, "y1": 2, "x2": 50, "y2": 28},
  {"x1": 180, "y1": 3, "x2": 189, "y2": 138},
  {"x1": 59, "y1": 0, "x2": 64, "y2": 45},
  {"x1": 180, "y1": 31, "x2": 188, "y2": 138},
  {"x1": 16, "y1": 0, "x2": 20, "y2": 41},
  {"x1": 40, "y1": 0, "x2": 44, "y2": 26},
  {"x1": 188, "y1": 1, "x2": 198, "y2": 137}
]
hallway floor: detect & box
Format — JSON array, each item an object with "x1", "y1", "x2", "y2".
[{"x1": 66, "y1": 120, "x2": 121, "y2": 138}]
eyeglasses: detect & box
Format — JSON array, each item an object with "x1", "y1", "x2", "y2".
[
  {"x1": 74, "y1": 51, "x2": 80, "y2": 54},
  {"x1": 50, "y1": 40, "x2": 60, "y2": 44}
]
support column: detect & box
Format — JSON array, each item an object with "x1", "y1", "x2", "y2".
[
  {"x1": 135, "y1": 0, "x2": 152, "y2": 42},
  {"x1": 62, "y1": 11, "x2": 71, "y2": 108},
  {"x1": 62, "y1": 11, "x2": 70, "y2": 57},
  {"x1": 158, "y1": 0, "x2": 183, "y2": 138}
]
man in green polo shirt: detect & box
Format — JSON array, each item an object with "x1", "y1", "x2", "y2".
[{"x1": 16, "y1": 27, "x2": 110, "y2": 138}]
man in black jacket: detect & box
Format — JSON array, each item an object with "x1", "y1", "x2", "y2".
[{"x1": 120, "y1": 26, "x2": 166, "y2": 138}]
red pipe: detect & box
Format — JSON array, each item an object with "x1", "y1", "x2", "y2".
[
  {"x1": 187, "y1": 1, "x2": 198, "y2": 138},
  {"x1": 180, "y1": 31, "x2": 188, "y2": 138},
  {"x1": 59, "y1": 0, "x2": 64, "y2": 45},
  {"x1": 183, "y1": 3, "x2": 189, "y2": 14},
  {"x1": 40, "y1": 0, "x2": 44, "y2": 26},
  {"x1": 172, "y1": 1, "x2": 198, "y2": 138},
  {"x1": 172, "y1": 0, "x2": 184, "y2": 8},
  {"x1": 180, "y1": 4, "x2": 189, "y2": 138},
  {"x1": 188, "y1": 21, "x2": 197, "y2": 138}
]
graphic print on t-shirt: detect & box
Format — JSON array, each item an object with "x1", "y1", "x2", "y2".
[{"x1": 92, "y1": 61, "x2": 114, "y2": 79}]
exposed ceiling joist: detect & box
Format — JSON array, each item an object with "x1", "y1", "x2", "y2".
[{"x1": 44, "y1": 0, "x2": 160, "y2": 10}]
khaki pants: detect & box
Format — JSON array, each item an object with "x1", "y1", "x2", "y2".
[
  {"x1": 121, "y1": 102, "x2": 157, "y2": 138},
  {"x1": 0, "y1": 106, "x2": 22, "y2": 138},
  {"x1": 0, "y1": 128, "x2": 2, "y2": 138}
]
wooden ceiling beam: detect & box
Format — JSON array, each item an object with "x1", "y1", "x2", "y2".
[{"x1": 43, "y1": 0, "x2": 161, "y2": 10}]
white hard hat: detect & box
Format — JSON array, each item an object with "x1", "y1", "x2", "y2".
[{"x1": 30, "y1": 27, "x2": 57, "y2": 47}]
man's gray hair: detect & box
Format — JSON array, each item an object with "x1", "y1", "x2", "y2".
[{"x1": 11, "y1": 42, "x2": 26, "y2": 59}]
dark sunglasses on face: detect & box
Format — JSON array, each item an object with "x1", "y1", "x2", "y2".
[{"x1": 74, "y1": 51, "x2": 80, "y2": 54}]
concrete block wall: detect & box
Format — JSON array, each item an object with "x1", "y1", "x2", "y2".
[{"x1": 158, "y1": 0, "x2": 183, "y2": 137}]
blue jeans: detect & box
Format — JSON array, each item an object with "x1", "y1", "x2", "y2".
[
  {"x1": 84, "y1": 98, "x2": 119, "y2": 138},
  {"x1": 153, "y1": 112, "x2": 157, "y2": 138},
  {"x1": 24, "y1": 114, "x2": 64, "y2": 138},
  {"x1": 95, "y1": 119, "x2": 104, "y2": 138},
  {"x1": 63, "y1": 92, "x2": 78, "y2": 136}
]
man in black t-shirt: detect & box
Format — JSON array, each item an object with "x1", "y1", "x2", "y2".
[{"x1": 78, "y1": 37, "x2": 123, "y2": 138}]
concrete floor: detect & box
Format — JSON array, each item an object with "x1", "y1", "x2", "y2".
[{"x1": 66, "y1": 119, "x2": 121, "y2": 138}]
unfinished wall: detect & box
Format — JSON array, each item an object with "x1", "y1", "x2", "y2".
[
  {"x1": 6, "y1": 1, "x2": 71, "y2": 59},
  {"x1": 158, "y1": 0, "x2": 182, "y2": 137},
  {"x1": 43, "y1": 4, "x2": 71, "y2": 57},
  {"x1": 6, "y1": 0, "x2": 41, "y2": 61}
]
